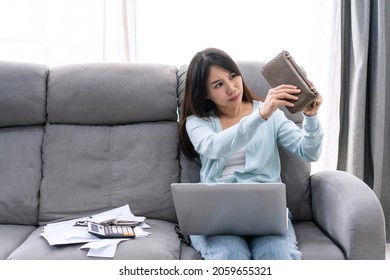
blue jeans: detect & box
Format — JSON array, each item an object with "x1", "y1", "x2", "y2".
[{"x1": 190, "y1": 213, "x2": 302, "y2": 260}]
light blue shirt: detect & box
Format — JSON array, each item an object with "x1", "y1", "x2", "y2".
[{"x1": 186, "y1": 101, "x2": 323, "y2": 183}]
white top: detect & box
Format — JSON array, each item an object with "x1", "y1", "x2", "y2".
[{"x1": 220, "y1": 147, "x2": 245, "y2": 179}]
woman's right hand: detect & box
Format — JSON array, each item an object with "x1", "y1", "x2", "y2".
[{"x1": 259, "y1": 84, "x2": 301, "y2": 120}]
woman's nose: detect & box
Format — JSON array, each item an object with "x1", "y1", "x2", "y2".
[{"x1": 226, "y1": 81, "x2": 235, "y2": 95}]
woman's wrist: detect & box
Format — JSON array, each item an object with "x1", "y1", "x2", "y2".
[{"x1": 258, "y1": 107, "x2": 268, "y2": 120}]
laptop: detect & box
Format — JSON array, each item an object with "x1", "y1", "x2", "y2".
[{"x1": 171, "y1": 183, "x2": 288, "y2": 236}]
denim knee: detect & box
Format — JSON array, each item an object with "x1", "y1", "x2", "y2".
[
  {"x1": 248, "y1": 216, "x2": 302, "y2": 260},
  {"x1": 249, "y1": 234, "x2": 301, "y2": 260},
  {"x1": 190, "y1": 235, "x2": 252, "y2": 260}
]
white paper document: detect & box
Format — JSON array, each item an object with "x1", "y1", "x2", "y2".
[
  {"x1": 80, "y1": 239, "x2": 127, "y2": 258},
  {"x1": 40, "y1": 204, "x2": 150, "y2": 258}
]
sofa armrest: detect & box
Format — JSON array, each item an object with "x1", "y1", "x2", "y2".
[{"x1": 310, "y1": 170, "x2": 386, "y2": 259}]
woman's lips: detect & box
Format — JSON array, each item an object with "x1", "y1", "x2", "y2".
[{"x1": 229, "y1": 95, "x2": 240, "y2": 101}]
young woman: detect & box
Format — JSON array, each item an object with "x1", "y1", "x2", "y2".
[{"x1": 179, "y1": 48, "x2": 323, "y2": 260}]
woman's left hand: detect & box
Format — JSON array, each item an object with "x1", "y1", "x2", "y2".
[{"x1": 302, "y1": 94, "x2": 323, "y2": 116}]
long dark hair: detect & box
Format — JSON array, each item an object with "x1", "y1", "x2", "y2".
[{"x1": 179, "y1": 48, "x2": 262, "y2": 159}]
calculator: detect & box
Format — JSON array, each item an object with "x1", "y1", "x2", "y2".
[{"x1": 87, "y1": 222, "x2": 135, "y2": 239}]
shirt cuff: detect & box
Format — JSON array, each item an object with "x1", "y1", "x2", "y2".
[{"x1": 303, "y1": 114, "x2": 320, "y2": 130}]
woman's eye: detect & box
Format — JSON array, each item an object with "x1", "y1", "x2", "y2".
[
  {"x1": 215, "y1": 82, "x2": 222, "y2": 88},
  {"x1": 230, "y1": 73, "x2": 237, "y2": 79}
]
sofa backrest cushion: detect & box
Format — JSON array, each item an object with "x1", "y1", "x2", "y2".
[
  {"x1": 0, "y1": 61, "x2": 48, "y2": 225},
  {"x1": 39, "y1": 123, "x2": 179, "y2": 224},
  {"x1": 0, "y1": 127, "x2": 44, "y2": 225},
  {"x1": 0, "y1": 61, "x2": 48, "y2": 128},
  {"x1": 39, "y1": 63, "x2": 180, "y2": 225},
  {"x1": 47, "y1": 63, "x2": 177, "y2": 125},
  {"x1": 177, "y1": 61, "x2": 312, "y2": 222}
]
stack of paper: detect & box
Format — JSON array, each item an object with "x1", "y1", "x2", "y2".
[{"x1": 40, "y1": 205, "x2": 150, "y2": 258}]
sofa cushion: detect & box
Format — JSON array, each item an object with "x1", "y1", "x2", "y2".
[
  {"x1": 39, "y1": 123, "x2": 179, "y2": 225},
  {"x1": 279, "y1": 146, "x2": 312, "y2": 221},
  {"x1": 0, "y1": 61, "x2": 48, "y2": 128},
  {"x1": 180, "y1": 243, "x2": 203, "y2": 260},
  {"x1": 0, "y1": 225, "x2": 36, "y2": 259},
  {"x1": 47, "y1": 63, "x2": 178, "y2": 125},
  {"x1": 114, "y1": 219, "x2": 180, "y2": 260},
  {"x1": 0, "y1": 126, "x2": 44, "y2": 225},
  {"x1": 294, "y1": 221, "x2": 345, "y2": 260},
  {"x1": 8, "y1": 219, "x2": 180, "y2": 260}
]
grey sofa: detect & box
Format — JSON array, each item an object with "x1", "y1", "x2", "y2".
[{"x1": 0, "y1": 60, "x2": 386, "y2": 260}]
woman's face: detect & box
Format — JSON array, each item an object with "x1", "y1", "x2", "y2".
[{"x1": 206, "y1": 65, "x2": 243, "y2": 110}]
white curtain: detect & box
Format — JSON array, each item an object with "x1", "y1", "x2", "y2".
[
  {"x1": 0, "y1": 0, "x2": 340, "y2": 172},
  {"x1": 0, "y1": 0, "x2": 130, "y2": 65}
]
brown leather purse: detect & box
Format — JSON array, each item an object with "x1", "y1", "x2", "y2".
[{"x1": 261, "y1": 50, "x2": 319, "y2": 114}]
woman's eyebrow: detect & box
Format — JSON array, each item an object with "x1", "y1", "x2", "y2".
[
  {"x1": 210, "y1": 79, "x2": 221, "y2": 86},
  {"x1": 209, "y1": 72, "x2": 232, "y2": 86}
]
